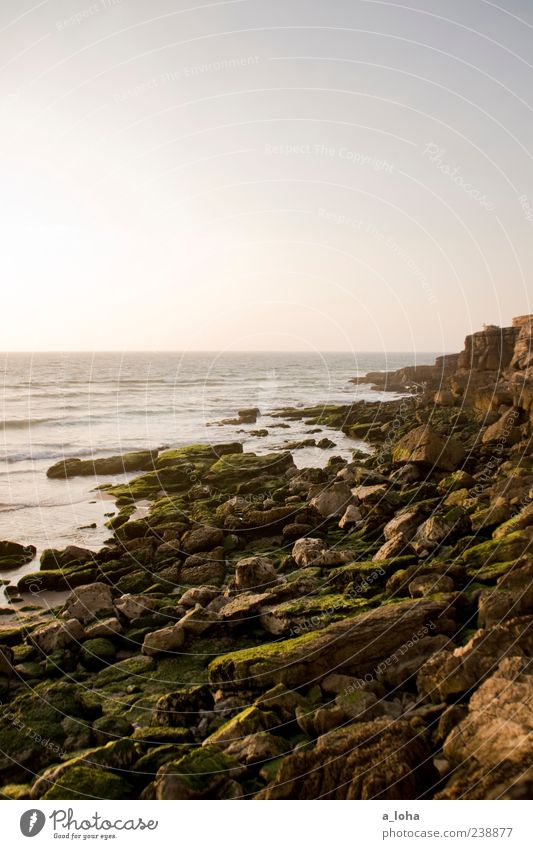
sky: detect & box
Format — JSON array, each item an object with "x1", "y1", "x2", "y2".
[{"x1": 0, "y1": 0, "x2": 532, "y2": 352}]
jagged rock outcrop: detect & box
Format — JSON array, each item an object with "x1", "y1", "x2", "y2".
[{"x1": 357, "y1": 315, "x2": 533, "y2": 432}]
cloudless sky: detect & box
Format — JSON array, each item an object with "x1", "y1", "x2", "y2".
[{"x1": 1, "y1": 0, "x2": 532, "y2": 352}]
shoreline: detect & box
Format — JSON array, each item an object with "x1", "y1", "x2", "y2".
[{"x1": 0, "y1": 316, "x2": 532, "y2": 800}]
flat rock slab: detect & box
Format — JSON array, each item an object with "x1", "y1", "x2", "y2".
[{"x1": 209, "y1": 598, "x2": 449, "y2": 691}]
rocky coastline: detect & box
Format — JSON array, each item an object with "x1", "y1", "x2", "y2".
[{"x1": 0, "y1": 315, "x2": 532, "y2": 801}]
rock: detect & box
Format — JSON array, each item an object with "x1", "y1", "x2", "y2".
[
  {"x1": 338, "y1": 504, "x2": 363, "y2": 530},
  {"x1": 40, "y1": 545, "x2": 94, "y2": 570},
  {"x1": 413, "y1": 507, "x2": 470, "y2": 552},
  {"x1": 203, "y1": 705, "x2": 278, "y2": 747},
  {"x1": 471, "y1": 498, "x2": 511, "y2": 533},
  {"x1": 205, "y1": 451, "x2": 295, "y2": 488},
  {"x1": 482, "y1": 408, "x2": 522, "y2": 445},
  {"x1": 30, "y1": 739, "x2": 137, "y2": 799},
  {"x1": 351, "y1": 484, "x2": 388, "y2": 503},
  {"x1": 209, "y1": 598, "x2": 449, "y2": 691},
  {"x1": 493, "y1": 501, "x2": 533, "y2": 539},
  {"x1": 177, "y1": 586, "x2": 220, "y2": 607},
  {"x1": 256, "y1": 718, "x2": 438, "y2": 799},
  {"x1": 85, "y1": 617, "x2": 122, "y2": 638},
  {"x1": 152, "y1": 685, "x2": 214, "y2": 727},
  {"x1": 31, "y1": 618, "x2": 85, "y2": 654},
  {"x1": 383, "y1": 506, "x2": 428, "y2": 541},
  {"x1": 377, "y1": 635, "x2": 450, "y2": 688},
  {"x1": 292, "y1": 538, "x2": 352, "y2": 568},
  {"x1": 372, "y1": 534, "x2": 414, "y2": 562},
  {"x1": 223, "y1": 731, "x2": 287, "y2": 765},
  {"x1": 477, "y1": 559, "x2": 533, "y2": 628},
  {"x1": 438, "y1": 470, "x2": 476, "y2": 493},
  {"x1": 409, "y1": 574, "x2": 454, "y2": 598},
  {"x1": 238, "y1": 408, "x2": 260, "y2": 423},
  {"x1": 0, "y1": 541, "x2": 36, "y2": 571},
  {"x1": 65, "y1": 582, "x2": 114, "y2": 624},
  {"x1": 417, "y1": 615, "x2": 533, "y2": 702},
  {"x1": 181, "y1": 526, "x2": 223, "y2": 554},
  {"x1": 392, "y1": 425, "x2": 465, "y2": 471},
  {"x1": 142, "y1": 625, "x2": 185, "y2": 656},
  {"x1": 79, "y1": 638, "x2": 117, "y2": 671},
  {"x1": 153, "y1": 747, "x2": 244, "y2": 799},
  {"x1": 115, "y1": 594, "x2": 157, "y2": 620},
  {"x1": 390, "y1": 463, "x2": 420, "y2": 484},
  {"x1": 439, "y1": 657, "x2": 533, "y2": 799},
  {"x1": 216, "y1": 591, "x2": 273, "y2": 624},
  {"x1": 461, "y1": 528, "x2": 533, "y2": 570},
  {"x1": 282, "y1": 522, "x2": 314, "y2": 541},
  {"x1": 180, "y1": 558, "x2": 226, "y2": 585},
  {"x1": 46, "y1": 450, "x2": 158, "y2": 479},
  {"x1": 309, "y1": 483, "x2": 352, "y2": 517},
  {"x1": 234, "y1": 556, "x2": 278, "y2": 591},
  {"x1": 178, "y1": 604, "x2": 219, "y2": 636}
]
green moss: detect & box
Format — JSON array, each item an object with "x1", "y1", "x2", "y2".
[
  {"x1": 161, "y1": 746, "x2": 240, "y2": 795},
  {"x1": 132, "y1": 726, "x2": 191, "y2": 745},
  {"x1": 204, "y1": 705, "x2": 277, "y2": 746},
  {"x1": 80, "y1": 638, "x2": 117, "y2": 671},
  {"x1": 467, "y1": 559, "x2": 515, "y2": 583},
  {"x1": 0, "y1": 783, "x2": 31, "y2": 799},
  {"x1": 461, "y1": 530, "x2": 532, "y2": 568},
  {"x1": 134, "y1": 744, "x2": 192, "y2": 775},
  {"x1": 42, "y1": 766, "x2": 132, "y2": 800}
]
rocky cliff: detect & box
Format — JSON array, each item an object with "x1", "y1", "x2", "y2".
[{"x1": 358, "y1": 315, "x2": 533, "y2": 433}]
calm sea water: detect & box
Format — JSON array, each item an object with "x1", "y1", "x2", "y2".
[{"x1": 0, "y1": 351, "x2": 436, "y2": 586}]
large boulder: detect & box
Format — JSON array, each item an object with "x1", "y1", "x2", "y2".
[
  {"x1": 256, "y1": 718, "x2": 438, "y2": 799},
  {"x1": 417, "y1": 615, "x2": 533, "y2": 702},
  {"x1": 439, "y1": 657, "x2": 533, "y2": 799},
  {"x1": 482, "y1": 408, "x2": 522, "y2": 445},
  {"x1": 477, "y1": 558, "x2": 533, "y2": 628},
  {"x1": 309, "y1": 483, "x2": 352, "y2": 518},
  {"x1": 181, "y1": 526, "x2": 223, "y2": 554},
  {"x1": 31, "y1": 618, "x2": 85, "y2": 654},
  {"x1": 234, "y1": 556, "x2": 277, "y2": 591},
  {"x1": 152, "y1": 747, "x2": 244, "y2": 799},
  {"x1": 142, "y1": 625, "x2": 185, "y2": 656},
  {"x1": 115, "y1": 593, "x2": 158, "y2": 620},
  {"x1": 392, "y1": 425, "x2": 465, "y2": 471},
  {"x1": 292, "y1": 538, "x2": 352, "y2": 568},
  {"x1": 47, "y1": 450, "x2": 158, "y2": 478},
  {"x1": 0, "y1": 540, "x2": 36, "y2": 571},
  {"x1": 209, "y1": 598, "x2": 449, "y2": 691},
  {"x1": 65, "y1": 582, "x2": 114, "y2": 624}
]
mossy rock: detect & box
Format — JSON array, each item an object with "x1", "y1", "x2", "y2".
[
  {"x1": 0, "y1": 783, "x2": 31, "y2": 799},
  {"x1": 132, "y1": 726, "x2": 192, "y2": 745},
  {"x1": 41, "y1": 765, "x2": 133, "y2": 800},
  {"x1": 92, "y1": 654, "x2": 155, "y2": 687},
  {"x1": 18, "y1": 566, "x2": 98, "y2": 592},
  {"x1": 205, "y1": 451, "x2": 294, "y2": 488},
  {"x1": 80, "y1": 638, "x2": 117, "y2": 671},
  {"x1": 467, "y1": 559, "x2": 516, "y2": 583},
  {"x1": 92, "y1": 714, "x2": 134, "y2": 745},
  {"x1": 134, "y1": 743, "x2": 192, "y2": 775},
  {"x1": 461, "y1": 530, "x2": 533, "y2": 569},
  {"x1": 154, "y1": 745, "x2": 242, "y2": 799},
  {"x1": 204, "y1": 705, "x2": 278, "y2": 746},
  {"x1": 115, "y1": 570, "x2": 155, "y2": 594},
  {"x1": 329, "y1": 558, "x2": 406, "y2": 591},
  {"x1": 0, "y1": 680, "x2": 99, "y2": 783}
]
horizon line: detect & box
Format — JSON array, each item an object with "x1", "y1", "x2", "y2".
[{"x1": 0, "y1": 349, "x2": 446, "y2": 355}]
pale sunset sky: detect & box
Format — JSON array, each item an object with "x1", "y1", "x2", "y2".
[{"x1": 1, "y1": 0, "x2": 532, "y2": 352}]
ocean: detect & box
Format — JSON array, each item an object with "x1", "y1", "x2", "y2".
[{"x1": 0, "y1": 351, "x2": 436, "y2": 589}]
